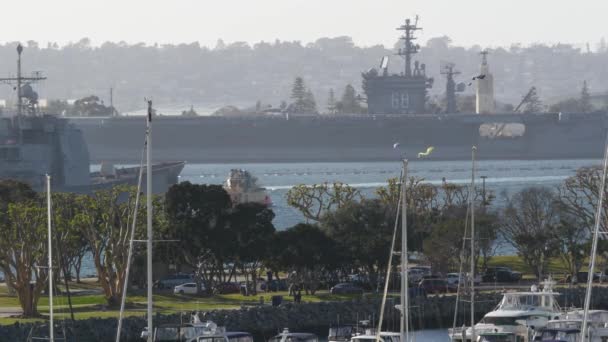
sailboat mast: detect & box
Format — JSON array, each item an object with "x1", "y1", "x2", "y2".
[
  {"x1": 46, "y1": 175, "x2": 54, "y2": 342},
  {"x1": 470, "y1": 147, "x2": 476, "y2": 341},
  {"x1": 146, "y1": 101, "x2": 153, "y2": 342},
  {"x1": 400, "y1": 159, "x2": 409, "y2": 342},
  {"x1": 581, "y1": 137, "x2": 608, "y2": 341}
]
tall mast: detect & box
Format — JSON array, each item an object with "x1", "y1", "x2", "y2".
[
  {"x1": 46, "y1": 174, "x2": 54, "y2": 342},
  {"x1": 470, "y1": 147, "x2": 476, "y2": 341},
  {"x1": 396, "y1": 17, "x2": 421, "y2": 78},
  {"x1": 400, "y1": 159, "x2": 409, "y2": 342},
  {"x1": 146, "y1": 100, "x2": 153, "y2": 342},
  {"x1": 17, "y1": 45, "x2": 22, "y2": 116},
  {"x1": 0, "y1": 44, "x2": 46, "y2": 116},
  {"x1": 581, "y1": 135, "x2": 608, "y2": 341}
]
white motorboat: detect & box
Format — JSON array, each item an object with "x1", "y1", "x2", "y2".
[
  {"x1": 531, "y1": 310, "x2": 608, "y2": 342},
  {"x1": 449, "y1": 280, "x2": 562, "y2": 342},
  {"x1": 268, "y1": 328, "x2": 319, "y2": 342}
]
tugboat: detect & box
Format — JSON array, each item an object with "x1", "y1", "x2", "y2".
[
  {"x1": 223, "y1": 169, "x2": 272, "y2": 206},
  {"x1": 0, "y1": 44, "x2": 184, "y2": 193}
]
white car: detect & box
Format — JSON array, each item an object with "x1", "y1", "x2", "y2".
[{"x1": 174, "y1": 282, "x2": 202, "y2": 295}]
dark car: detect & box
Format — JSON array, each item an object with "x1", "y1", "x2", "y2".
[
  {"x1": 213, "y1": 282, "x2": 240, "y2": 294},
  {"x1": 330, "y1": 283, "x2": 364, "y2": 295},
  {"x1": 482, "y1": 267, "x2": 522, "y2": 283},
  {"x1": 573, "y1": 271, "x2": 601, "y2": 283},
  {"x1": 417, "y1": 278, "x2": 454, "y2": 294}
]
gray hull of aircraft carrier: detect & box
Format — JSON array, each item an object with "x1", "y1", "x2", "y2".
[{"x1": 71, "y1": 112, "x2": 607, "y2": 163}]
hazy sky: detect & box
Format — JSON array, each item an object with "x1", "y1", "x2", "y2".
[{"x1": 3, "y1": 0, "x2": 607, "y2": 48}]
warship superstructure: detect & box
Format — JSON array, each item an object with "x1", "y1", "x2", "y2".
[
  {"x1": 65, "y1": 19, "x2": 608, "y2": 163},
  {"x1": 0, "y1": 45, "x2": 184, "y2": 193}
]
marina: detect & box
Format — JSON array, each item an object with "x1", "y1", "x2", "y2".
[{"x1": 0, "y1": 3, "x2": 607, "y2": 342}]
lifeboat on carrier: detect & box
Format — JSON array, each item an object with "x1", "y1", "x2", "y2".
[{"x1": 223, "y1": 169, "x2": 272, "y2": 206}]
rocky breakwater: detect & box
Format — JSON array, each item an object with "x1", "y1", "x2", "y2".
[{"x1": 0, "y1": 287, "x2": 606, "y2": 341}]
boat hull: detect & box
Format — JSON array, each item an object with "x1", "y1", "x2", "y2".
[{"x1": 70, "y1": 113, "x2": 608, "y2": 163}]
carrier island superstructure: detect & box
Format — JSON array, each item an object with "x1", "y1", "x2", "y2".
[{"x1": 68, "y1": 19, "x2": 608, "y2": 163}]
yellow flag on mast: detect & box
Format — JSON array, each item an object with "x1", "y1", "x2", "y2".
[{"x1": 417, "y1": 146, "x2": 435, "y2": 158}]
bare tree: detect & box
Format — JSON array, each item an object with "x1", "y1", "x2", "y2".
[
  {"x1": 500, "y1": 187, "x2": 559, "y2": 279},
  {"x1": 286, "y1": 182, "x2": 361, "y2": 222}
]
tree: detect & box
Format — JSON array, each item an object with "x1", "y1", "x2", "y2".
[
  {"x1": 552, "y1": 211, "x2": 588, "y2": 280},
  {"x1": 75, "y1": 185, "x2": 157, "y2": 306},
  {"x1": 303, "y1": 89, "x2": 318, "y2": 114},
  {"x1": 580, "y1": 80, "x2": 593, "y2": 113},
  {"x1": 0, "y1": 198, "x2": 48, "y2": 317},
  {"x1": 290, "y1": 77, "x2": 307, "y2": 113},
  {"x1": 228, "y1": 202, "x2": 275, "y2": 295},
  {"x1": 337, "y1": 84, "x2": 362, "y2": 114},
  {"x1": 165, "y1": 182, "x2": 232, "y2": 294},
  {"x1": 558, "y1": 166, "x2": 608, "y2": 234},
  {"x1": 326, "y1": 88, "x2": 337, "y2": 114},
  {"x1": 286, "y1": 182, "x2": 362, "y2": 222},
  {"x1": 549, "y1": 98, "x2": 581, "y2": 113},
  {"x1": 321, "y1": 199, "x2": 395, "y2": 289},
  {"x1": 270, "y1": 224, "x2": 340, "y2": 294},
  {"x1": 71, "y1": 95, "x2": 114, "y2": 116},
  {"x1": 52, "y1": 192, "x2": 89, "y2": 284},
  {"x1": 500, "y1": 187, "x2": 559, "y2": 279}
]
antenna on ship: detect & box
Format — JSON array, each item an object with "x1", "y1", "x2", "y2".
[
  {"x1": 440, "y1": 62, "x2": 464, "y2": 113},
  {"x1": 0, "y1": 44, "x2": 47, "y2": 116},
  {"x1": 396, "y1": 16, "x2": 422, "y2": 77}
]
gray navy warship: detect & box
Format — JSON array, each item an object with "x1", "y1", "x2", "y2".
[
  {"x1": 64, "y1": 19, "x2": 608, "y2": 163},
  {"x1": 0, "y1": 44, "x2": 185, "y2": 193}
]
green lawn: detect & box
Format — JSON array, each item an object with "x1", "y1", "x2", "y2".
[
  {"x1": 0, "y1": 283, "x2": 364, "y2": 325},
  {"x1": 3, "y1": 254, "x2": 598, "y2": 325}
]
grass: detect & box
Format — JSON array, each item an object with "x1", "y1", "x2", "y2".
[
  {"x1": 1, "y1": 255, "x2": 596, "y2": 325},
  {"x1": 0, "y1": 281, "x2": 364, "y2": 325}
]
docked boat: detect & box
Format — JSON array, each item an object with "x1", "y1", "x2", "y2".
[
  {"x1": 223, "y1": 169, "x2": 272, "y2": 206},
  {"x1": 328, "y1": 324, "x2": 364, "y2": 342},
  {"x1": 268, "y1": 328, "x2": 318, "y2": 342},
  {"x1": 449, "y1": 280, "x2": 562, "y2": 342},
  {"x1": 350, "y1": 332, "x2": 401, "y2": 342},
  {"x1": 532, "y1": 310, "x2": 608, "y2": 342},
  {"x1": 142, "y1": 314, "x2": 253, "y2": 342}
]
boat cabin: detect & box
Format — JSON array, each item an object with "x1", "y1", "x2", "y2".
[
  {"x1": 268, "y1": 329, "x2": 319, "y2": 342},
  {"x1": 350, "y1": 332, "x2": 401, "y2": 342}
]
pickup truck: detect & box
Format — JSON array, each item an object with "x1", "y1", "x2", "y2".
[{"x1": 482, "y1": 266, "x2": 522, "y2": 283}]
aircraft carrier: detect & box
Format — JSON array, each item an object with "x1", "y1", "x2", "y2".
[{"x1": 70, "y1": 18, "x2": 607, "y2": 163}]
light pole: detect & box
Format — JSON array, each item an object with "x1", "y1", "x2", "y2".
[{"x1": 480, "y1": 175, "x2": 487, "y2": 207}]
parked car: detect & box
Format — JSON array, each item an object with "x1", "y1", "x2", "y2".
[
  {"x1": 446, "y1": 273, "x2": 462, "y2": 286},
  {"x1": 482, "y1": 267, "x2": 522, "y2": 283},
  {"x1": 574, "y1": 271, "x2": 602, "y2": 283},
  {"x1": 407, "y1": 269, "x2": 425, "y2": 283},
  {"x1": 447, "y1": 272, "x2": 482, "y2": 286},
  {"x1": 155, "y1": 273, "x2": 194, "y2": 289},
  {"x1": 410, "y1": 266, "x2": 432, "y2": 276},
  {"x1": 417, "y1": 278, "x2": 455, "y2": 294},
  {"x1": 213, "y1": 282, "x2": 240, "y2": 294},
  {"x1": 330, "y1": 283, "x2": 364, "y2": 295},
  {"x1": 174, "y1": 282, "x2": 202, "y2": 295}
]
